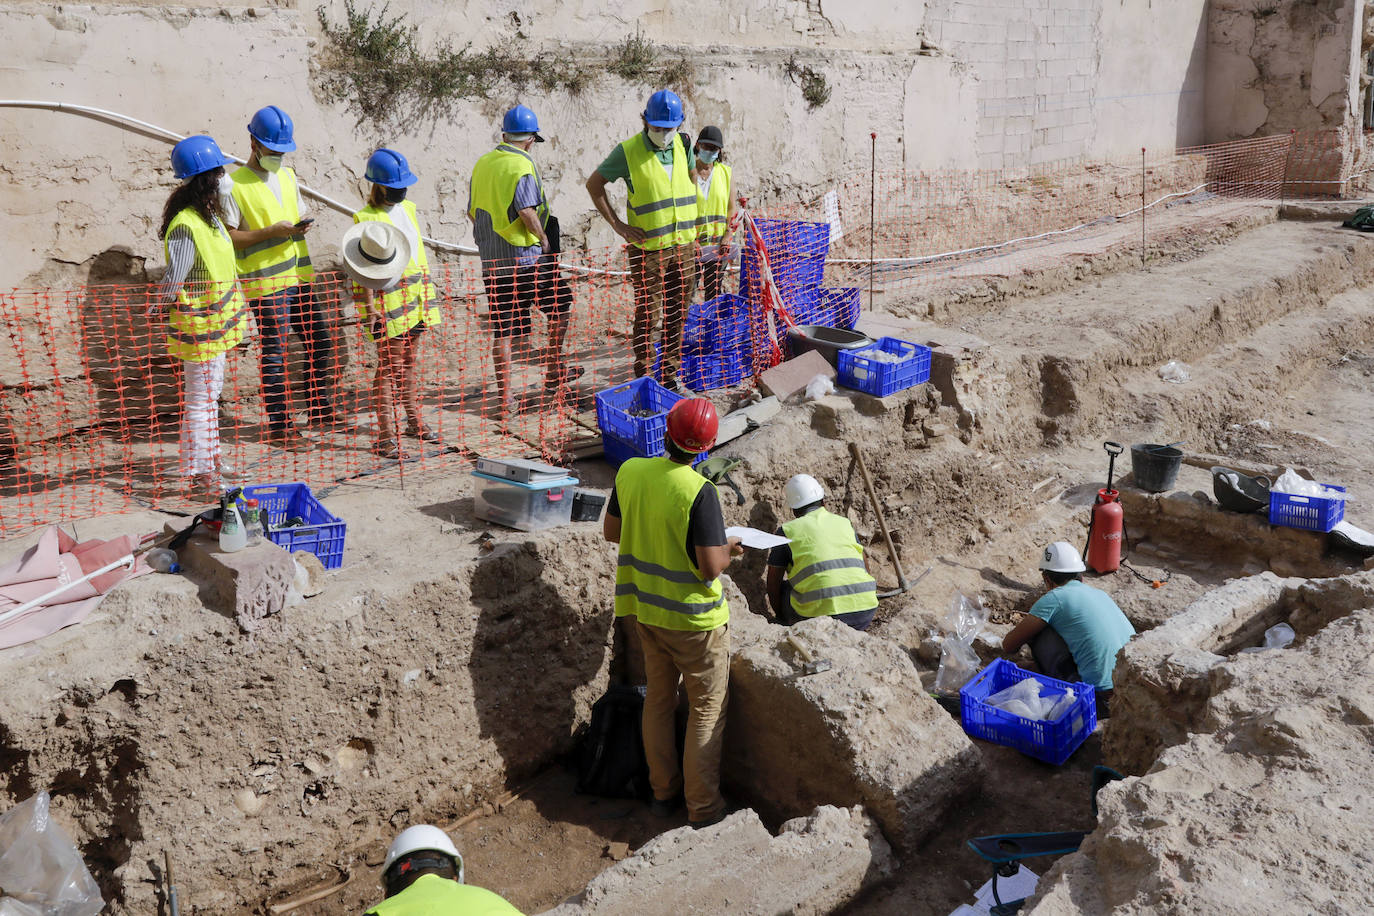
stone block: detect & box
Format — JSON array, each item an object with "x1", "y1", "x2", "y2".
[
  {"x1": 539, "y1": 805, "x2": 892, "y2": 916},
  {"x1": 724, "y1": 616, "x2": 984, "y2": 851},
  {"x1": 809, "y1": 395, "x2": 855, "y2": 440},
  {"x1": 852, "y1": 384, "x2": 924, "y2": 418},
  {"x1": 759, "y1": 351, "x2": 836, "y2": 403},
  {"x1": 174, "y1": 527, "x2": 295, "y2": 633}
]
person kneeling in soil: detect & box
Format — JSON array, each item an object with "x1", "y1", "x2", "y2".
[
  {"x1": 364, "y1": 825, "x2": 522, "y2": 915},
  {"x1": 766, "y1": 474, "x2": 878, "y2": 631},
  {"x1": 999, "y1": 541, "x2": 1136, "y2": 718}
]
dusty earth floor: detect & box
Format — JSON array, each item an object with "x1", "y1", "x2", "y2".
[{"x1": 3, "y1": 204, "x2": 1374, "y2": 914}]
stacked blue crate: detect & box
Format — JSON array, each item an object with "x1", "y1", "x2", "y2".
[{"x1": 740, "y1": 219, "x2": 862, "y2": 348}]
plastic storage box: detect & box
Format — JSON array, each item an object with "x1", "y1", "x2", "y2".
[
  {"x1": 959, "y1": 658, "x2": 1097, "y2": 766},
  {"x1": 595, "y1": 377, "x2": 685, "y2": 454},
  {"x1": 472, "y1": 471, "x2": 578, "y2": 531},
  {"x1": 837, "y1": 336, "x2": 932, "y2": 397},
  {"x1": 242, "y1": 482, "x2": 347, "y2": 570},
  {"x1": 1269, "y1": 484, "x2": 1346, "y2": 532}
]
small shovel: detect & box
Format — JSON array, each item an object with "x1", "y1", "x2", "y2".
[{"x1": 786, "y1": 633, "x2": 832, "y2": 676}]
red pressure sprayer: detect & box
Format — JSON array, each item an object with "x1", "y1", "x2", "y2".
[{"x1": 1086, "y1": 441, "x2": 1125, "y2": 574}]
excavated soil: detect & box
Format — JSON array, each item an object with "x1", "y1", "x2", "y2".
[{"x1": 3, "y1": 209, "x2": 1374, "y2": 914}]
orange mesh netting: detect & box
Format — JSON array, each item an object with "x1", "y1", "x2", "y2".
[{"x1": 0, "y1": 130, "x2": 1356, "y2": 537}]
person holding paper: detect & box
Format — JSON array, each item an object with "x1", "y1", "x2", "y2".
[{"x1": 766, "y1": 474, "x2": 878, "y2": 631}]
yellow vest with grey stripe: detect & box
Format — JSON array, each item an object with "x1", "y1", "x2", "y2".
[
  {"x1": 695, "y1": 162, "x2": 732, "y2": 241},
  {"x1": 364, "y1": 874, "x2": 523, "y2": 916},
  {"x1": 781, "y1": 508, "x2": 878, "y2": 618},
  {"x1": 162, "y1": 208, "x2": 249, "y2": 362},
  {"x1": 351, "y1": 202, "x2": 441, "y2": 342},
  {"x1": 229, "y1": 164, "x2": 313, "y2": 297},
  {"x1": 469, "y1": 143, "x2": 548, "y2": 249},
  {"x1": 622, "y1": 134, "x2": 699, "y2": 251},
  {"x1": 613, "y1": 456, "x2": 728, "y2": 632}
]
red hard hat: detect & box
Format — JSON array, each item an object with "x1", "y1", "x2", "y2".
[{"x1": 665, "y1": 398, "x2": 718, "y2": 453}]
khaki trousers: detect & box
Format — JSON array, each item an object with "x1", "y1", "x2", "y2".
[
  {"x1": 635, "y1": 620, "x2": 729, "y2": 821},
  {"x1": 629, "y1": 244, "x2": 696, "y2": 383}
]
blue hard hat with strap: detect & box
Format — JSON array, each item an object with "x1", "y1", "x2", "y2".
[
  {"x1": 643, "y1": 89, "x2": 684, "y2": 128},
  {"x1": 171, "y1": 135, "x2": 234, "y2": 181},
  {"x1": 365, "y1": 148, "x2": 418, "y2": 188},
  {"x1": 248, "y1": 105, "x2": 297, "y2": 152},
  {"x1": 502, "y1": 104, "x2": 540, "y2": 134}
]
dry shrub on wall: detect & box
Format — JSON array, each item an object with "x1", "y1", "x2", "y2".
[{"x1": 785, "y1": 55, "x2": 832, "y2": 110}]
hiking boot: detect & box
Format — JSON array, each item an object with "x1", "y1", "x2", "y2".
[
  {"x1": 689, "y1": 809, "x2": 727, "y2": 830},
  {"x1": 649, "y1": 794, "x2": 683, "y2": 817},
  {"x1": 544, "y1": 365, "x2": 586, "y2": 392}
]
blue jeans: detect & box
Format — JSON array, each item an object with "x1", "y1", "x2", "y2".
[{"x1": 250, "y1": 286, "x2": 337, "y2": 428}]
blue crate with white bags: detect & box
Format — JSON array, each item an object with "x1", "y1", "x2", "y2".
[
  {"x1": 959, "y1": 658, "x2": 1097, "y2": 766},
  {"x1": 837, "y1": 336, "x2": 932, "y2": 397}
]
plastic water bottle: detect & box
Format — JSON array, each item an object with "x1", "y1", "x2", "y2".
[
  {"x1": 243, "y1": 498, "x2": 264, "y2": 546},
  {"x1": 219, "y1": 498, "x2": 248, "y2": 553},
  {"x1": 146, "y1": 547, "x2": 181, "y2": 574}
]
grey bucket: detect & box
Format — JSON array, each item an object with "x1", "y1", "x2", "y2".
[
  {"x1": 1131, "y1": 443, "x2": 1183, "y2": 493},
  {"x1": 786, "y1": 325, "x2": 874, "y2": 367}
]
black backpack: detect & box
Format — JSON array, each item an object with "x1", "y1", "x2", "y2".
[
  {"x1": 1342, "y1": 205, "x2": 1374, "y2": 231},
  {"x1": 575, "y1": 685, "x2": 651, "y2": 799}
]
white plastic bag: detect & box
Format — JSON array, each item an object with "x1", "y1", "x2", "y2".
[
  {"x1": 985, "y1": 678, "x2": 1077, "y2": 721},
  {"x1": 1158, "y1": 360, "x2": 1190, "y2": 383},
  {"x1": 933, "y1": 592, "x2": 989, "y2": 695},
  {"x1": 1273, "y1": 469, "x2": 1346, "y2": 500},
  {"x1": 0, "y1": 791, "x2": 104, "y2": 916},
  {"x1": 803, "y1": 374, "x2": 835, "y2": 400},
  {"x1": 1239, "y1": 622, "x2": 1296, "y2": 654}
]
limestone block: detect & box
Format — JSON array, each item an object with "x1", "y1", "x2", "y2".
[
  {"x1": 809, "y1": 394, "x2": 856, "y2": 440},
  {"x1": 539, "y1": 805, "x2": 893, "y2": 916},
  {"x1": 724, "y1": 616, "x2": 984, "y2": 851},
  {"x1": 175, "y1": 528, "x2": 295, "y2": 633},
  {"x1": 759, "y1": 351, "x2": 835, "y2": 402}
]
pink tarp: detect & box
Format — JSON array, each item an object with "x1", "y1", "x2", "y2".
[{"x1": 0, "y1": 527, "x2": 149, "y2": 650}]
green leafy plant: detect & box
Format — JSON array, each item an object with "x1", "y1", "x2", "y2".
[
  {"x1": 785, "y1": 55, "x2": 832, "y2": 110},
  {"x1": 608, "y1": 28, "x2": 657, "y2": 82}
]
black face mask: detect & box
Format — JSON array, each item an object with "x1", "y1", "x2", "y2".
[{"x1": 384, "y1": 186, "x2": 407, "y2": 204}]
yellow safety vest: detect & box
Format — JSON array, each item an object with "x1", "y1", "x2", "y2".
[
  {"x1": 468, "y1": 143, "x2": 548, "y2": 249},
  {"x1": 695, "y1": 162, "x2": 732, "y2": 242},
  {"x1": 781, "y1": 508, "x2": 878, "y2": 618},
  {"x1": 162, "y1": 208, "x2": 249, "y2": 362},
  {"x1": 613, "y1": 456, "x2": 728, "y2": 632},
  {"x1": 622, "y1": 133, "x2": 698, "y2": 251},
  {"x1": 364, "y1": 874, "x2": 524, "y2": 916},
  {"x1": 229, "y1": 164, "x2": 313, "y2": 297},
  {"x1": 351, "y1": 201, "x2": 441, "y2": 342}
]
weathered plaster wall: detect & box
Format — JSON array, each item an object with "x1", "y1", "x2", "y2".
[{"x1": 1205, "y1": 0, "x2": 1361, "y2": 141}]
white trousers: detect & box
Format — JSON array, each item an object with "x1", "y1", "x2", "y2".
[{"x1": 180, "y1": 355, "x2": 225, "y2": 476}]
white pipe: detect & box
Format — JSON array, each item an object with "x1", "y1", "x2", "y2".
[{"x1": 0, "y1": 553, "x2": 137, "y2": 627}]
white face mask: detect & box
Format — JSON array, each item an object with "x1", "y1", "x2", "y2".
[
  {"x1": 217, "y1": 172, "x2": 234, "y2": 195},
  {"x1": 646, "y1": 127, "x2": 673, "y2": 150},
  {"x1": 258, "y1": 154, "x2": 283, "y2": 172}
]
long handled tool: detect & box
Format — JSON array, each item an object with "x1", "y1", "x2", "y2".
[
  {"x1": 165, "y1": 850, "x2": 180, "y2": 916},
  {"x1": 847, "y1": 442, "x2": 910, "y2": 597}
]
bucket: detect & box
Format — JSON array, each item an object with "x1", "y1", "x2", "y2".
[
  {"x1": 571, "y1": 489, "x2": 607, "y2": 522},
  {"x1": 1130, "y1": 443, "x2": 1183, "y2": 493},
  {"x1": 786, "y1": 324, "x2": 874, "y2": 367}
]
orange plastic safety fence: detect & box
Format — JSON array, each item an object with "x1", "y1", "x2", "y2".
[{"x1": 0, "y1": 130, "x2": 1359, "y2": 538}]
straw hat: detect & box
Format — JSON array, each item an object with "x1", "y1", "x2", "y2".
[{"x1": 340, "y1": 221, "x2": 411, "y2": 290}]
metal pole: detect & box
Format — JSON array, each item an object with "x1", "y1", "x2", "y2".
[
  {"x1": 869, "y1": 132, "x2": 877, "y2": 311},
  {"x1": 1280, "y1": 128, "x2": 1296, "y2": 209},
  {"x1": 1140, "y1": 147, "x2": 1146, "y2": 267}
]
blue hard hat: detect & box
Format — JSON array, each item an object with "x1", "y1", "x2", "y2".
[
  {"x1": 643, "y1": 89, "x2": 684, "y2": 128},
  {"x1": 247, "y1": 105, "x2": 297, "y2": 152},
  {"x1": 502, "y1": 104, "x2": 545, "y2": 142},
  {"x1": 171, "y1": 135, "x2": 234, "y2": 181},
  {"x1": 365, "y1": 148, "x2": 418, "y2": 188}
]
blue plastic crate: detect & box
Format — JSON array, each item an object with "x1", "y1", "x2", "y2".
[
  {"x1": 682, "y1": 348, "x2": 749, "y2": 392},
  {"x1": 601, "y1": 432, "x2": 708, "y2": 468},
  {"x1": 1269, "y1": 484, "x2": 1346, "y2": 532},
  {"x1": 595, "y1": 377, "x2": 685, "y2": 454},
  {"x1": 242, "y1": 482, "x2": 346, "y2": 570},
  {"x1": 837, "y1": 336, "x2": 932, "y2": 397},
  {"x1": 819, "y1": 287, "x2": 862, "y2": 329},
  {"x1": 741, "y1": 218, "x2": 831, "y2": 299},
  {"x1": 959, "y1": 658, "x2": 1097, "y2": 766}
]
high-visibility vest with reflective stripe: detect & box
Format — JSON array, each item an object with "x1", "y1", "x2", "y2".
[
  {"x1": 229, "y1": 165, "x2": 313, "y2": 297},
  {"x1": 781, "y1": 508, "x2": 878, "y2": 618},
  {"x1": 364, "y1": 874, "x2": 524, "y2": 916},
  {"x1": 351, "y1": 202, "x2": 441, "y2": 341},
  {"x1": 622, "y1": 133, "x2": 698, "y2": 251},
  {"x1": 162, "y1": 208, "x2": 249, "y2": 363},
  {"x1": 613, "y1": 456, "x2": 728, "y2": 632},
  {"x1": 695, "y1": 162, "x2": 732, "y2": 241},
  {"x1": 469, "y1": 143, "x2": 548, "y2": 249}
]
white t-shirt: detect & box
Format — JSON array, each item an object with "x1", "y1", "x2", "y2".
[
  {"x1": 220, "y1": 165, "x2": 308, "y2": 229},
  {"x1": 384, "y1": 202, "x2": 421, "y2": 262}
]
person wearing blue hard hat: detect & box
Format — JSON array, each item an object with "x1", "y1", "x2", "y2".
[
  {"x1": 586, "y1": 89, "x2": 699, "y2": 393},
  {"x1": 223, "y1": 105, "x2": 336, "y2": 448},
  {"x1": 468, "y1": 104, "x2": 582, "y2": 422},
  {"x1": 154, "y1": 135, "x2": 250, "y2": 499},
  {"x1": 343, "y1": 148, "x2": 441, "y2": 460}
]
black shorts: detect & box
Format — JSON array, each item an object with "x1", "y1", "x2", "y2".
[{"x1": 483, "y1": 261, "x2": 572, "y2": 339}]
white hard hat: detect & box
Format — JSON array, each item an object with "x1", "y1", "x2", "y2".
[
  {"x1": 382, "y1": 825, "x2": 464, "y2": 882},
  {"x1": 1039, "y1": 541, "x2": 1086, "y2": 574},
  {"x1": 785, "y1": 474, "x2": 825, "y2": 510}
]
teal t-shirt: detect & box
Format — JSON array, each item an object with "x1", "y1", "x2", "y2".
[
  {"x1": 1029, "y1": 580, "x2": 1136, "y2": 689},
  {"x1": 596, "y1": 131, "x2": 696, "y2": 195}
]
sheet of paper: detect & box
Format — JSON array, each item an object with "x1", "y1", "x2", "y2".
[
  {"x1": 725, "y1": 526, "x2": 791, "y2": 550},
  {"x1": 973, "y1": 864, "x2": 1039, "y2": 908}
]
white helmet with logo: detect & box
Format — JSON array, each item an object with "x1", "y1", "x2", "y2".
[
  {"x1": 382, "y1": 825, "x2": 464, "y2": 884},
  {"x1": 784, "y1": 474, "x2": 825, "y2": 510},
  {"x1": 1039, "y1": 541, "x2": 1086, "y2": 574}
]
